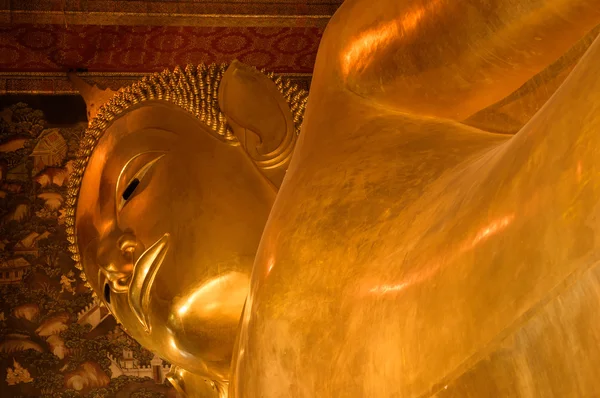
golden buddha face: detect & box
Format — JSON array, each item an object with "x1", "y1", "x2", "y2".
[{"x1": 75, "y1": 101, "x2": 276, "y2": 381}]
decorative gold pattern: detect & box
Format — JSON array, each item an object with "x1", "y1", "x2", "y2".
[
  {"x1": 0, "y1": 10, "x2": 333, "y2": 28},
  {"x1": 64, "y1": 63, "x2": 308, "y2": 289}
]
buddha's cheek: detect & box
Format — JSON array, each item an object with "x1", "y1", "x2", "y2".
[
  {"x1": 166, "y1": 313, "x2": 237, "y2": 363},
  {"x1": 166, "y1": 271, "x2": 249, "y2": 360}
]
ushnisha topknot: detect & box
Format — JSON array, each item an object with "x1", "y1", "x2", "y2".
[{"x1": 64, "y1": 63, "x2": 309, "y2": 292}]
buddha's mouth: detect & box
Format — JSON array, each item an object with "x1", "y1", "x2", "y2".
[{"x1": 128, "y1": 233, "x2": 170, "y2": 333}]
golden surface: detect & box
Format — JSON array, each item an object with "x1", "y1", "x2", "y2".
[
  {"x1": 231, "y1": 0, "x2": 600, "y2": 396},
  {"x1": 0, "y1": 11, "x2": 331, "y2": 28},
  {"x1": 0, "y1": 0, "x2": 341, "y2": 27},
  {"x1": 72, "y1": 0, "x2": 600, "y2": 395},
  {"x1": 70, "y1": 62, "x2": 307, "y2": 397}
]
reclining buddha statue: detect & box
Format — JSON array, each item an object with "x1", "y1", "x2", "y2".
[
  {"x1": 67, "y1": 61, "x2": 306, "y2": 397},
  {"x1": 68, "y1": 0, "x2": 600, "y2": 396}
]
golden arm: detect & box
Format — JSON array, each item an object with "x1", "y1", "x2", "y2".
[{"x1": 314, "y1": 0, "x2": 600, "y2": 121}]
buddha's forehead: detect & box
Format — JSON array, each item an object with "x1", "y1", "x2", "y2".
[
  {"x1": 81, "y1": 102, "x2": 212, "y2": 196},
  {"x1": 76, "y1": 102, "x2": 218, "y2": 234},
  {"x1": 92, "y1": 109, "x2": 179, "y2": 177},
  {"x1": 76, "y1": 106, "x2": 178, "y2": 240},
  {"x1": 92, "y1": 125, "x2": 174, "y2": 188},
  {"x1": 78, "y1": 122, "x2": 167, "y2": 223}
]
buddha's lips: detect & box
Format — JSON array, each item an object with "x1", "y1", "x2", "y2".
[{"x1": 128, "y1": 233, "x2": 170, "y2": 333}]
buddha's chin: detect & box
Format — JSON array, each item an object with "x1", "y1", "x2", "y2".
[{"x1": 127, "y1": 233, "x2": 171, "y2": 333}]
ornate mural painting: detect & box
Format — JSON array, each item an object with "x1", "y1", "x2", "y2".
[{"x1": 0, "y1": 98, "x2": 176, "y2": 397}]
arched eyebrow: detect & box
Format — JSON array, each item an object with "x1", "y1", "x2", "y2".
[{"x1": 115, "y1": 151, "x2": 166, "y2": 212}]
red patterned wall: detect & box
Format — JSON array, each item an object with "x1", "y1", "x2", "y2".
[{"x1": 0, "y1": 24, "x2": 324, "y2": 73}]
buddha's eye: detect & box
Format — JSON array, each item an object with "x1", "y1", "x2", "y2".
[
  {"x1": 122, "y1": 178, "x2": 140, "y2": 201},
  {"x1": 118, "y1": 154, "x2": 165, "y2": 211}
]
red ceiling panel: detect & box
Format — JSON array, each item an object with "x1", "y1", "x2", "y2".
[{"x1": 0, "y1": 24, "x2": 325, "y2": 74}]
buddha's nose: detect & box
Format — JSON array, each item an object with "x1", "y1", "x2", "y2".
[{"x1": 97, "y1": 229, "x2": 140, "y2": 293}]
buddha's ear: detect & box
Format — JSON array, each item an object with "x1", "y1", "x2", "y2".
[
  {"x1": 68, "y1": 73, "x2": 116, "y2": 123},
  {"x1": 218, "y1": 60, "x2": 296, "y2": 180}
]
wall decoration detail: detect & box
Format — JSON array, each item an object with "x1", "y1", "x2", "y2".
[
  {"x1": 0, "y1": 100, "x2": 176, "y2": 397},
  {"x1": 0, "y1": 25, "x2": 324, "y2": 74},
  {"x1": 0, "y1": 0, "x2": 342, "y2": 28}
]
